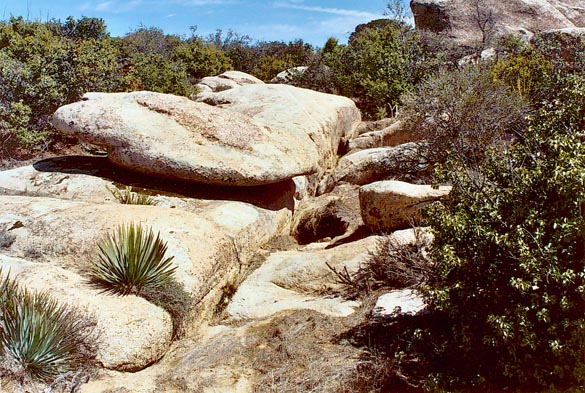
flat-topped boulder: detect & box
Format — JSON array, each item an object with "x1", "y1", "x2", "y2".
[
  {"x1": 198, "y1": 84, "x2": 361, "y2": 174},
  {"x1": 52, "y1": 87, "x2": 359, "y2": 187}
]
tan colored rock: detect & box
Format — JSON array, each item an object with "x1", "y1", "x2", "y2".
[
  {"x1": 355, "y1": 118, "x2": 396, "y2": 135},
  {"x1": 348, "y1": 120, "x2": 419, "y2": 153},
  {"x1": 0, "y1": 255, "x2": 172, "y2": 371},
  {"x1": 270, "y1": 66, "x2": 308, "y2": 83},
  {"x1": 220, "y1": 70, "x2": 264, "y2": 85},
  {"x1": 226, "y1": 237, "x2": 380, "y2": 320},
  {"x1": 198, "y1": 75, "x2": 240, "y2": 91},
  {"x1": 318, "y1": 142, "x2": 428, "y2": 195},
  {"x1": 52, "y1": 91, "x2": 314, "y2": 186},
  {"x1": 290, "y1": 184, "x2": 362, "y2": 244},
  {"x1": 196, "y1": 71, "x2": 264, "y2": 94},
  {"x1": 198, "y1": 84, "x2": 361, "y2": 176},
  {"x1": 359, "y1": 180, "x2": 451, "y2": 232},
  {"x1": 411, "y1": 0, "x2": 585, "y2": 46},
  {"x1": 0, "y1": 194, "x2": 289, "y2": 327}
]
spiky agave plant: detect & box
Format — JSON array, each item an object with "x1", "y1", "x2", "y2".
[
  {"x1": 106, "y1": 185, "x2": 156, "y2": 206},
  {"x1": 91, "y1": 223, "x2": 177, "y2": 295},
  {"x1": 0, "y1": 273, "x2": 96, "y2": 383}
]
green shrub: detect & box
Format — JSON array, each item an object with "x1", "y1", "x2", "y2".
[
  {"x1": 416, "y1": 75, "x2": 585, "y2": 390},
  {"x1": 91, "y1": 223, "x2": 177, "y2": 296},
  {"x1": 400, "y1": 64, "x2": 527, "y2": 172},
  {"x1": 0, "y1": 273, "x2": 96, "y2": 383},
  {"x1": 171, "y1": 41, "x2": 233, "y2": 80},
  {"x1": 106, "y1": 185, "x2": 156, "y2": 206}
]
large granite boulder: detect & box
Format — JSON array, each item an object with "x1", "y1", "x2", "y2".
[
  {"x1": 0, "y1": 190, "x2": 290, "y2": 337},
  {"x1": 411, "y1": 0, "x2": 585, "y2": 46},
  {"x1": 198, "y1": 84, "x2": 360, "y2": 175},
  {"x1": 53, "y1": 86, "x2": 359, "y2": 187}
]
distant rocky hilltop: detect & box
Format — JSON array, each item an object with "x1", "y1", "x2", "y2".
[{"x1": 410, "y1": 0, "x2": 585, "y2": 45}]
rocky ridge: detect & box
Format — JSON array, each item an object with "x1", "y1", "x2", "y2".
[
  {"x1": 0, "y1": 73, "x2": 445, "y2": 392},
  {"x1": 411, "y1": 0, "x2": 585, "y2": 45}
]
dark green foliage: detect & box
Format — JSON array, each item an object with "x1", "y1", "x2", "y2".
[
  {"x1": 295, "y1": 20, "x2": 463, "y2": 120},
  {"x1": 91, "y1": 223, "x2": 177, "y2": 296},
  {"x1": 171, "y1": 40, "x2": 233, "y2": 80},
  {"x1": 416, "y1": 76, "x2": 585, "y2": 391},
  {"x1": 0, "y1": 273, "x2": 96, "y2": 383}
]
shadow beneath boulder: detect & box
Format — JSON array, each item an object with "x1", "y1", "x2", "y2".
[{"x1": 33, "y1": 155, "x2": 295, "y2": 211}]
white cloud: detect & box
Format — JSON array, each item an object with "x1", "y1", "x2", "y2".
[{"x1": 273, "y1": 1, "x2": 379, "y2": 20}]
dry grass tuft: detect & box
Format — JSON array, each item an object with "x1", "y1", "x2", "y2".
[{"x1": 330, "y1": 229, "x2": 434, "y2": 299}]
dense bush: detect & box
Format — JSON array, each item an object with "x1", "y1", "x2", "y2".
[
  {"x1": 295, "y1": 19, "x2": 464, "y2": 119},
  {"x1": 0, "y1": 272, "x2": 96, "y2": 383},
  {"x1": 416, "y1": 75, "x2": 585, "y2": 391},
  {"x1": 400, "y1": 64, "x2": 527, "y2": 171}
]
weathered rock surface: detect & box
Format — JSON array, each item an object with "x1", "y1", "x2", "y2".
[
  {"x1": 53, "y1": 87, "x2": 359, "y2": 187},
  {"x1": 197, "y1": 71, "x2": 264, "y2": 93},
  {"x1": 0, "y1": 193, "x2": 289, "y2": 326},
  {"x1": 411, "y1": 0, "x2": 585, "y2": 45},
  {"x1": 0, "y1": 255, "x2": 172, "y2": 371},
  {"x1": 359, "y1": 180, "x2": 451, "y2": 232},
  {"x1": 355, "y1": 118, "x2": 396, "y2": 135},
  {"x1": 348, "y1": 120, "x2": 419, "y2": 153},
  {"x1": 290, "y1": 184, "x2": 363, "y2": 244},
  {"x1": 372, "y1": 289, "x2": 426, "y2": 319},
  {"x1": 226, "y1": 237, "x2": 380, "y2": 320},
  {"x1": 318, "y1": 142, "x2": 429, "y2": 195},
  {"x1": 219, "y1": 70, "x2": 264, "y2": 85},
  {"x1": 198, "y1": 84, "x2": 361, "y2": 177}
]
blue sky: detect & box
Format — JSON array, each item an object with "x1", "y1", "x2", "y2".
[{"x1": 0, "y1": 0, "x2": 413, "y2": 46}]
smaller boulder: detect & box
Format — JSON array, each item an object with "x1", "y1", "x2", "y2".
[
  {"x1": 359, "y1": 180, "x2": 451, "y2": 232},
  {"x1": 318, "y1": 142, "x2": 428, "y2": 194},
  {"x1": 372, "y1": 289, "x2": 425, "y2": 319},
  {"x1": 271, "y1": 66, "x2": 308, "y2": 83},
  {"x1": 348, "y1": 120, "x2": 418, "y2": 153},
  {"x1": 196, "y1": 71, "x2": 264, "y2": 93}
]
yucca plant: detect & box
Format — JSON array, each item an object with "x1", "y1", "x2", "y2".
[
  {"x1": 0, "y1": 273, "x2": 96, "y2": 383},
  {"x1": 91, "y1": 223, "x2": 177, "y2": 296},
  {"x1": 106, "y1": 185, "x2": 156, "y2": 206}
]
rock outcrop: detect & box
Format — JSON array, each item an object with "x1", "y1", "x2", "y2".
[
  {"x1": 348, "y1": 120, "x2": 419, "y2": 153},
  {"x1": 359, "y1": 180, "x2": 451, "y2": 232},
  {"x1": 290, "y1": 184, "x2": 362, "y2": 244},
  {"x1": 196, "y1": 70, "x2": 264, "y2": 93},
  {"x1": 226, "y1": 237, "x2": 379, "y2": 320},
  {"x1": 411, "y1": 0, "x2": 585, "y2": 45},
  {"x1": 318, "y1": 142, "x2": 429, "y2": 194},
  {"x1": 198, "y1": 84, "x2": 360, "y2": 176},
  {"x1": 53, "y1": 86, "x2": 359, "y2": 187}
]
